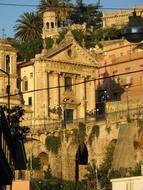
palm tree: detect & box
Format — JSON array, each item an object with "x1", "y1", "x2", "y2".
[
  {"x1": 14, "y1": 12, "x2": 43, "y2": 42},
  {"x1": 37, "y1": 0, "x2": 60, "y2": 13},
  {"x1": 37, "y1": 0, "x2": 73, "y2": 24}
]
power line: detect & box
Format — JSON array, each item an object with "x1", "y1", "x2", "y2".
[
  {"x1": 0, "y1": 3, "x2": 38, "y2": 7},
  {"x1": 0, "y1": 68, "x2": 143, "y2": 99},
  {"x1": 0, "y1": 2, "x2": 137, "y2": 10}
]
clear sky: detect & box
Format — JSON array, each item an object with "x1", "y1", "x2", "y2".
[{"x1": 0, "y1": 0, "x2": 143, "y2": 38}]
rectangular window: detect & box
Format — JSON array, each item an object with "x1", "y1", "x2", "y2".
[
  {"x1": 28, "y1": 97, "x2": 32, "y2": 105},
  {"x1": 65, "y1": 77, "x2": 72, "y2": 91},
  {"x1": 64, "y1": 109, "x2": 73, "y2": 123}
]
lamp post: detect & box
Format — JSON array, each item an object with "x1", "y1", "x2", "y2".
[
  {"x1": 123, "y1": 9, "x2": 143, "y2": 43},
  {"x1": 0, "y1": 68, "x2": 10, "y2": 120}
]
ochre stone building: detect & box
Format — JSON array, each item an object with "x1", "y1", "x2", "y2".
[
  {"x1": 1, "y1": 9, "x2": 143, "y2": 183},
  {"x1": 18, "y1": 10, "x2": 143, "y2": 181},
  {"x1": 0, "y1": 39, "x2": 20, "y2": 106},
  {"x1": 102, "y1": 5, "x2": 143, "y2": 28}
]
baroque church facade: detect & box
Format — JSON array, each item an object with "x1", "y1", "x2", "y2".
[
  {"x1": 1, "y1": 9, "x2": 143, "y2": 182},
  {"x1": 18, "y1": 11, "x2": 99, "y2": 130}
]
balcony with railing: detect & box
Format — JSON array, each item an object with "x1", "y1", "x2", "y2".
[{"x1": 30, "y1": 99, "x2": 143, "y2": 133}]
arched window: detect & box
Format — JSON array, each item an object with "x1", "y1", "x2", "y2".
[
  {"x1": 46, "y1": 22, "x2": 49, "y2": 29},
  {"x1": 5, "y1": 55, "x2": 10, "y2": 73},
  {"x1": 65, "y1": 76, "x2": 72, "y2": 91},
  {"x1": 51, "y1": 22, "x2": 54, "y2": 28},
  {"x1": 22, "y1": 76, "x2": 28, "y2": 91}
]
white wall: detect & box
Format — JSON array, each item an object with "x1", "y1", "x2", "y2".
[{"x1": 111, "y1": 176, "x2": 143, "y2": 190}]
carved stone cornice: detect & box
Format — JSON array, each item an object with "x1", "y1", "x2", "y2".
[{"x1": 45, "y1": 60, "x2": 96, "y2": 77}]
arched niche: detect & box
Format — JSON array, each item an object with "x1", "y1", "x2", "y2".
[
  {"x1": 76, "y1": 143, "x2": 88, "y2": 165},
  {"x1": 75, "y1": 143, "x2": 88, "y2": 181},
  {"x1": 37, "y1": 152, "x2": 49, "y2": 171},
  {"x1": 22, "y1": 76, "x2": 28, "y2": 91}
]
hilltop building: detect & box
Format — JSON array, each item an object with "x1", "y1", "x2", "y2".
[
  {"x1": 1, "y1": 8, "x2": 143, "y2": 184},
  {"x1": 102, "y1": 5, "x2": 143, "y2": 28},
  {"x1": 18, "y1": 9, "x2": 99, "y2": 130},
  {"x1": 17, "y1": 9, "x2": 143, "y2": 181}
]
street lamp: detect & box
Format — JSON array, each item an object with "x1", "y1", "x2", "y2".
[
  {"x1": 0, "y1": 68, "x2": 10, "y2": 120},
  {"x1": 123, "y1": 10, "x2": 143, "y2": 43}
]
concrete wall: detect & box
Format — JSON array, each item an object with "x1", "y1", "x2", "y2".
[
  {"x1": 111, "y1": 176, "x2": 143, "y2": 190},
  {"x1": 12, "y1": 180, "x2": 30, "y2": 190}
]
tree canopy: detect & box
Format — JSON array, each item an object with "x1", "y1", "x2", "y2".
[
  {"x1": 12, "y1": 0, "x2": 124, "y2": 61},
  {"x1": 14, "y1": 12, "x2": 43, "y2": 42}
]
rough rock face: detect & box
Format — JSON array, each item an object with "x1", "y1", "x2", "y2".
[{"x1": 113, "y1": 122, "x2": 137, "y2": 170}]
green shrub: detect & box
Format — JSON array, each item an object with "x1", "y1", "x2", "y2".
[
  {"x1": 88, "y1": 125, "x2": 100, "y2": 145},
  {"x1": 45, "y1": 136, "x2": 61, "y2": 154},
  {"x1": 27, "y1": 155, "x2": 41, "y2": 170}
]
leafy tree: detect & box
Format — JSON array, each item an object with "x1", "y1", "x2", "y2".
[
  {"x1": 45, "y1": 136, "x2": 61, "y2": 154},
  {"x1": 37, "y1": 0, "x2": 60, "y2": 13},
  {"x1": 4, "y1": 106, "x2": 30, "y2": 140},
  {"x1": 98, "y1": 139, "x2": 117, "y2": 189},
  {"x1": 84, "y1": 160, "x2": 101, "y2": 190},
  {"x1": 27, "y1": 155, "x2": 41, "y2": 170},
  {"x1": 102, "y1": 27, "x2": 122, "y2": 40},
  {"x1": 9, "y1": 37, "x2": 54, "y2": 61},
  {"x1": 14, "y1": 12, "x2": 43, "y2": 42},
  {"x1": 38, "y1": 0, "x2": 72, "y2": 24},
  {"x1": 131, "y1": 162, "x2": 142, "y2": 176},
  {"x1": 71, "y1": 29, "x2": 96, "y2": 48},
  {"x1": 8, "y1": 37, "x2": 43, "y2": 61},
  {"x1": 85, "y1": 160, "x2": 97, "y2": 180},
  {"x1": 32, "y1": 177, "x2": 84, "y2": 190},
  {"x1": 45, "y1": 37, "x2": 54, "y2": 49},
  {"x1": 70, "y1": 1, "x2": 102, "y2": 29},
  {"x1": 44, "y1": 165, "x2": 52, "y2": 179},
  {"x1": 71, "y1": 29, "x2": 86, "y2": 47},
  {"x1": 88, "y1": 125, "x2": 100, "y2": 145},
  {"x1": 72, "y1": 122, "x2": 86, "y2": 145},
  {"x1": 56, "y1": 28, "x2": 68, "y2": 44}
]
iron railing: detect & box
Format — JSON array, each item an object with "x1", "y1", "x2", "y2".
[{"x1": 29, "y1": 106, "x2": 143, "y2": 132}]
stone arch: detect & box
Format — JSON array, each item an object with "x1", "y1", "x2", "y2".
[
  {"x1": 37, "y1": 152, "x2": 49, "y2": 171},
  {"x1": 75, "y1": 143, "x2": 88, "y2": 181},
  {"x1": 76, "y1": 143, "x2": 88, "y2": 165},
  {"x1": 64, "y1": 142, "x2": 88, "y2": 181}
]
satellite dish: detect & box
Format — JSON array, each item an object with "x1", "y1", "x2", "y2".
[{"x1": 123, "y1": 10, "x2": 143, "y2": 43}]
